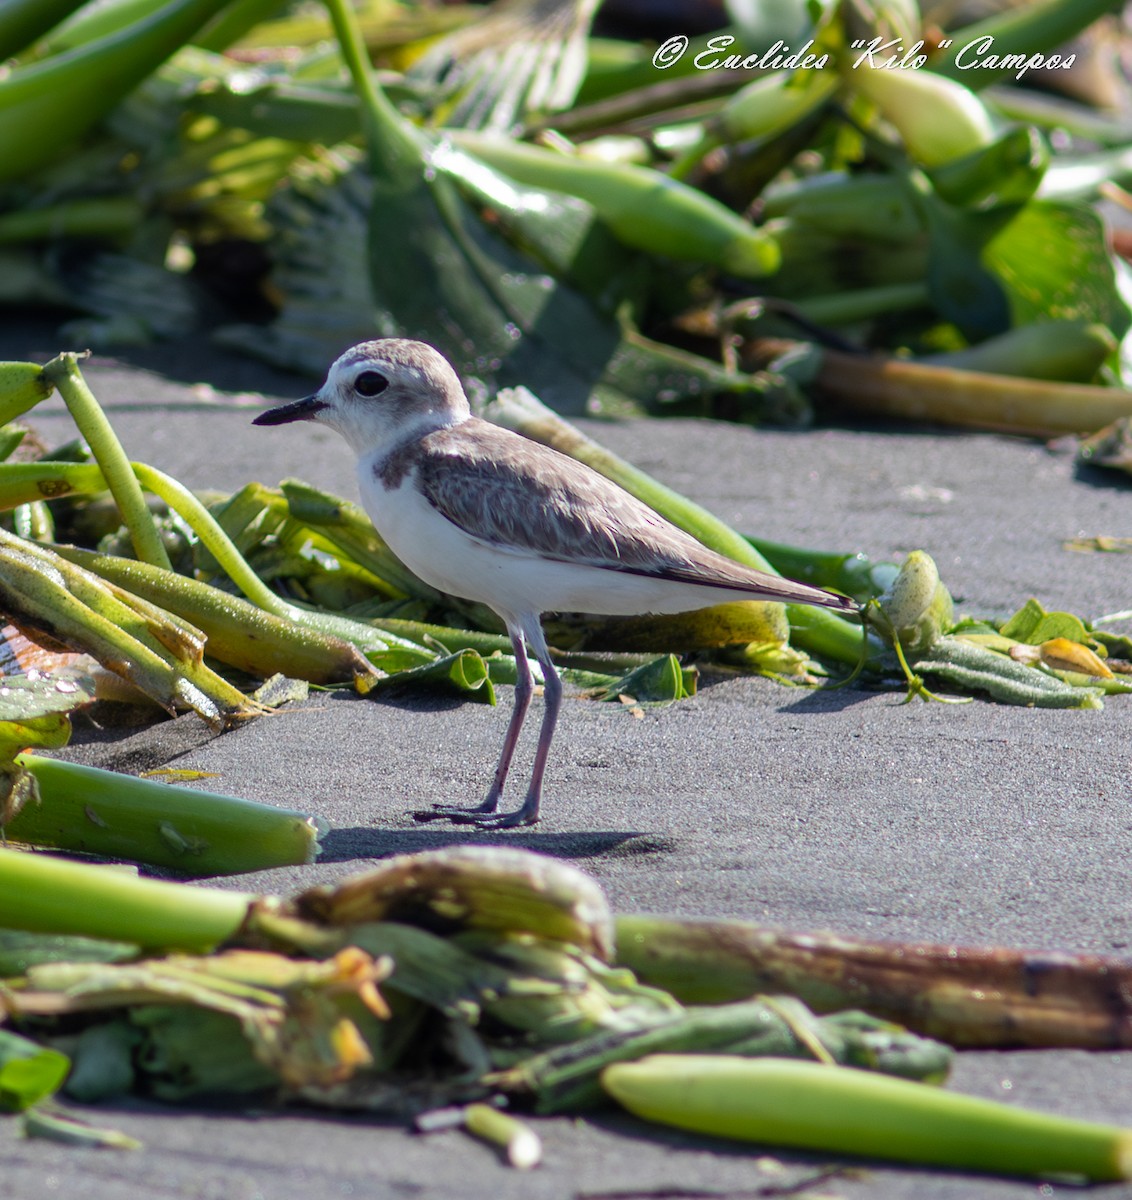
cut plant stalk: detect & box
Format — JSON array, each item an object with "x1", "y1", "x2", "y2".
[
  {"x1": 0, "y1": 845, "x2": 253, "y2": 951},
  {"x1": 5, "y1": 753, "x2": 326, "y2": 875},
  {"x1": 462, "y1": 1104, "x2": 541, "y2": 1169},
  {"x1": 613, "y1": 913, "x2": 1132, "y2": 1049},
  {"x1": 21, "y1": 1107, "x2": 142, "y2": 1151},
  {"x1": 766, "y1": 339, "x2": 1132, "y2": 435},
  {"x1": 128, "y1": 461, "x2": 434, "y2": 666},
  {"x1": 482, "y1": 387, "x2": 871, "y2": 669},
  {"x1": 39, "y1": 355, "x2": 171, "y2": 570},
  {"x1": 601, "y1": 1055, "x2": 1132, "y2": 1182},
  {"x1": 449, "y1": 130, "x2": 780, "y2": 277},
  {"x1": 747, "y1": 537, "x2": 898, "y2": 600},
  {"x1": 0, "y1": 531, "x2": 253, "y2": 724},
  {"x1": 52, "y1": 545, "x2": 378, "y2": 688},
  {"x1": 0, "y1": 459, "x2": 423, "y2": 677}
]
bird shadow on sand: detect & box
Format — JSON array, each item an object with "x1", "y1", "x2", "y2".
[{"x1": 318, "y1": 824, "x2": 679, "y2": 864}]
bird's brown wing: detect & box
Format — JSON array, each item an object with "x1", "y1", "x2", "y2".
[{"x1": 407, "y1": 419, "x2": 854, "y2": 611}]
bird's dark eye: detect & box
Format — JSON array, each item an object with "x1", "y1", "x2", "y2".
[{"x1": 354, "y1": 370, "x2": 388, "y2": 398}]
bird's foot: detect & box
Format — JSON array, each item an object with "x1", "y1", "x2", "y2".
[{"x1": 411, "y1": 800, "x2": 538, "y2": 828}]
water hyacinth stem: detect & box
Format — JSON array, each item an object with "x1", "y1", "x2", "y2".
[
  {"x1": 0, "y1": 846, "x2": 252, "y2": 951},
  {"x1": 41, "y1": 354, "x2": 172, "y2": 571},
  {"x1": 51, "y1": 545, "x2": 376, "y2": 688},
  {"x1": 7, "y1": 753, "x2": 326, "y2": 876},
  {"x1": 602, "y1": 1055, "x2": 1132, "y2": 1182},
  {"x1": 130, "y1": 462, "x2": 425, "y2": 662},
  {"x1": 613, "y1": 913, "x2": 1132, "y2": 1049}
]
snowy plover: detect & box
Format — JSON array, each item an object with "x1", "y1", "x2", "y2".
[{"x1": 254, "y1": 339, "x2": 856, "y2": 827}]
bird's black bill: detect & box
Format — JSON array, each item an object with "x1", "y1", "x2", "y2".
[{"x1": 252, "y1": 395, "x2": 327, "y2": 426}]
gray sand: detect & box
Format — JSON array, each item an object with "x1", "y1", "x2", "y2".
[{"x1": 2, "y1": 323, "x2": 1130, "y2": 1200}]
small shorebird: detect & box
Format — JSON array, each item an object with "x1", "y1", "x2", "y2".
[{"x1": 254, "y1": 339, "x2": 857, "y2": 828}]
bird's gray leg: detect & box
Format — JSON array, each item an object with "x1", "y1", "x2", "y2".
[
  {"x1": 460, "y1": 622, "x2": 559, "y2": 829},
  {"x1": 476, "y1": 625, "x2": 534, "y2": 812},
  {"x1": 413, "y1": 626, "x2": 532, "y2": 821},
  {"x1": 497, "y1": 628, "x2": 561, "y2": 827}
]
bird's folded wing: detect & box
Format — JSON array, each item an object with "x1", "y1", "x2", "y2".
[{"x1": 412, "y1": 420, "x2": 848, "y2": 609}]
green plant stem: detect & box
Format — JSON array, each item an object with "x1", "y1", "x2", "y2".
[
  {"x1": 7, "y1": 753, "x2": 325, "y2": 876},
  {"x1": 463, "y1": 1104, "x2": 542, "y2": 1169},
  {"x1": 129, "y1": 462, "x2": 428, "y2": 662},
  {"x1": 0, "y1": 461, "x2": 106, "y2": 510},
  {"x1": 129, "y1": 461, "x2": 286, "y2": 612},
  {"x1": 0, "y1": 845, "x2": 252, "y2": 951},
  {"x1": 51, "y1": 545, "x2": 376, "y2": 687},
  {"x1": 0, "y1": 198, "x2": 144, "y2": 245},
  {"x1": 602, "y1": 1055, "x2": 1132, "y2": 1182},
  {"x1": 41, "y1": 354, "x2": 172, "y2": 571},
  {"x1": 795, "y1": 282, "x2": 931, "y2": 326},
  {"x1": 321, "y1": 0, "x2": 420, "y2": 182}
]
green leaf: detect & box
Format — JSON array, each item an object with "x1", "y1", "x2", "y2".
[
  {"x1": 0, "y1": 929, "x2": 138, "y2": 977},
  {"x1": 923, "y1": 195, "x2": 1011, "y2": 340},
  {"x1": 0, "y1": 674, "x2": 93, "y2": 820},
  {"x1": 983, "y1": 200, "x2": 1132, "y2": 337},
  {"x1": 920, "y1": 187, "x2": 1130, "y2": 347},
  {"x1": 130, "y1": 1005, "x2": 277, "y2": 1101},
  {"x1": 999, "y1": 599, "x2": 1093, "y2": 646},
  {"x1": 432, "y1": 141, "x2": 634, "y2": 302},
  {"x1": 370, "y1": 649, "x2": 496, "y2": 704},
  {"x1": 0, "y1": 1030, "x2": 70, "y2": 1111},
  {"x1": 928, "y1": 126, "x2": 1049, "y2": 210},
  {"x1": 602, "y1": 655, "x2": 696, "y2": 703},
  {"x1": 0, "y1": 674, "x2": 94, "y2": 759},
  {"x1": 915, "y1": 637, "x2": 1105, "y2": 709}
]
